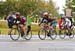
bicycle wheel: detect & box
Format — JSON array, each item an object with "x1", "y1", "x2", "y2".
[
  {"x1": 24, "y1": 30, "x2": 32, "y2": 40},
  {"x1": 49, "y1": 29, "x2": 57, "y2": 40},
  {"x1": 69, "y1": 30, "x2": 74, "y2": 39},
  {"x1": 38, "y1": 28, "x2": 46, "y2": 40},
  {"x1": 10, "y1": 28, "x2": 20, "y2": 41},
  {"x1": 59, "y1": 30, "x2": 66, "y2": 39}
]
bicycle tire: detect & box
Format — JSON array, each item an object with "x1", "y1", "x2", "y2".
[
  {"x1": 38, "y1": 29, "x2": 46, "y2": 40},
  {"x1": 24, "y1": 30, "x2": 32, "y2": 40},
  {"x1": 10, "y1": 28, "x2": 20, "y2": 41},
  {"x1": 59, "y1": 30, "x2": 66, "y2": 39},
  {"x1": 49, "y1": 29, "x2": 57, "y2": 40},
  {"x1": 69, "y1": 30, "x2": 74, "y2": 39}
]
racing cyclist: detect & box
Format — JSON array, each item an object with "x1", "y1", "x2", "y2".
[
  {"x1": 62, "y1": 17, "x2": 72, "y2": 36},
  {"x1": 15, "y1": 12, "x2": 26, "y2": 37},
  {"x1": 6, "y1": 12, "x2": 16, "y2": 35},
  {"x1": 26, "y1": 14, "x2": 34, "y2": 35},
  {"x1": 39, "y1": 12, "x2": 57, "y2": 37}
]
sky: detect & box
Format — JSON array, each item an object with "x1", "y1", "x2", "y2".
[
  {"x1": 45, "y1": 0, "x2": 66, "y2": 14},
  {"x1": 53, "y1": 0, "x2": 66, "y2": 14}
]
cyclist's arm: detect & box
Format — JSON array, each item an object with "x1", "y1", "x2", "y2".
[{"x1": 39, "y1": 18, "x2": 44, "y2": 25}]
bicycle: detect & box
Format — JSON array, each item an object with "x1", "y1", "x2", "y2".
[
  {"x1": 65, "y1": 25, "x2": 74, "y2": 39},
  {"x1": 38, "y1": 23, "x2": 47, "y2": 40},
  {"x1": 9, "y1": 24, "x2": 21, "y2": 41},
  {"x1": 59, "y1": 25, "x2": 74, "y2": 39},
  {"x1": 48, "y1": 25, "x2": 57, "y2": 40},
  {"x1": 9, "y1": 24, "x2": 32, "y2": 41},
  {"x1": 38, "y1": 21, "x2": 57, "y2": 40}
]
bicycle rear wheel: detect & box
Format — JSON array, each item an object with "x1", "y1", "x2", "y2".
[
  {"x1": 10, "y1": 28, "x2": 20, "y2": 41},
  {"x1": 38, "y1": 29, "x2": 46, "y2": 40},
  {"x1": 69, "y1": 30, "x2": 74, "y2": 39},
  {"x1": 59, "y1": 30, "x2": 66, "y2": 39},
  {"x1": 49, "y1": 29, "x2": 57, "y2": 40}
]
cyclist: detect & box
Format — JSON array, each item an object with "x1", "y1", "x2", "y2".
[
  {"x1": 26, "y1": 14, "x2": 34, "y2": 35},
  {"x1": 68, "y1": 17, "x2": 74, "y2": 28},
  {"x1": 39, "y1": 12, "x2": 56, "y2": 36},
  {"x1": 50, "y1": 17, "x2": 57, "y2": 28},
  {"x1": 58, "y1": 17, "x2": 63, "y2": 34},
  {"x1": 6, "y1": 12, "x2": 16, "y2": 35},
  {"x1": 15, "y1": 12, "x2": 26, "y2": 37},
  {"x1": 62, "y1": 17, "x2": 72, "y2": 36}
]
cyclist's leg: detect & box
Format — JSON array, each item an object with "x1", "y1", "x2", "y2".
[
  {"x1": 68, "y1": 25, "x2": 72, "y2": 36},
  {"x1": 47, "y1": 22, "x2": 51, "y2": 37},
  {"x1": 65, "y1": 24, "x2": 72, "y2": 36},
  {"x1": 48, "y1": 23, "x2": 50, "y2": 31},
  {"x1": 18, "y1": 24, "x2": 25, "y2": 37},
  {"x1": 8, "y1": 23, "x2": 13, "y2": 35},
  {"x1": 59, "y1": 25, "x2": 62, "y2": 33},
  {"x1": 26, "y1": 26, "x2": 31, "y2": 35}
]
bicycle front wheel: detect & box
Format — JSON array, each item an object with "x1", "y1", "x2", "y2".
[
  {"x1": 38, "y1": 29, "x2": 46, "y2": 40},
  {"x1": 10, "y1": 28, "x2": 20, "y2": 41}
]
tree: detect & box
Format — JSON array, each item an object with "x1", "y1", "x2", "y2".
[
  {"x1": 66, "y1": 0, "x2": 75, "y2": 24},
  {"x1": 0, "y1": 0, "x2": 59, "y2": 18},
  {"x1": 66, "y1": 0, "x2": 75, "y2": 11}
]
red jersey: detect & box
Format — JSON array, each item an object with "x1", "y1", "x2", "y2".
[
  {"x1": 16, "y1": 16, "x2": 26, "y2": 24},
  {"x1": 58, "y1": 18, "x2": 63, "y2": 26}
]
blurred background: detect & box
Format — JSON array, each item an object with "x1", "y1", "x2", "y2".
[{"x1": 0, "y1": 0, "x2": 75, "y2": 34}]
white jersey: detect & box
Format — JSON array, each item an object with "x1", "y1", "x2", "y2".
[{"x1": 65, "y1": 18, "x2": 71, "y2": 26}]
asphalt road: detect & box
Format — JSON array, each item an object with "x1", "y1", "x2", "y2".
[{"x1": 0, "y1": 35, "x2": 75, "y2": 51}]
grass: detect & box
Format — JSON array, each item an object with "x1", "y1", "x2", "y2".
[
  {"x1": 0, "y1": 28, "x2": 8, "y2": 35},
  {"x1": 0, "y1": 27, "x2": 59, "y2": 35},
  {"x1": 0, "y1": 28, "x2": 39, "y2": 35},
  {"x1": 0, "y1": 21, "x2": 60, "y2": 35}
]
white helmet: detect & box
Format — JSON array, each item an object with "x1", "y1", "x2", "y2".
[
  {"x1": 43, "y1": 12, "x2": 48, "y2": 15},
  {"x1": 49, "y1": 13, "x2": 52, "y2": 16}
]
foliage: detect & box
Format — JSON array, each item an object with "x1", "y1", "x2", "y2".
[{"x1": 0, "y1": 0, "x2": 59, "y2": 17}]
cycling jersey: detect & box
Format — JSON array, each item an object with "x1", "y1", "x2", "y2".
[
  {"x1": 16, "y1": 16, "x2": 26, "y2": 25},
  {"x1": 58, "y1": 18, "x2": 63, "y2": 26},
  {"x1": 26, "y1": 16, "x2": 34, "y2": 26},
  {"x1": 7, "y1": 15, "x2": 16, "y2": 23},
  {"x1": 40, "y1": 17, "x2": 48, "y2": 23},
  {"x1": 51, "y1": 20, "x2": 57, "y2": 27},
  {"x1": 7, "y1": 15, "x2": 16, "y2": 28},
  {"x1": 58, "y1": 18, "x2": 63, "y2": 30},
  {"x1": 21, "y1": 16, "x2": 26, "y2": 25},
  {"x1": 40, "y1": 16, "x2": 55, "y2": 24},
  {"x1": 65, "y1": 18, "x2": 71, "y2": 27}
]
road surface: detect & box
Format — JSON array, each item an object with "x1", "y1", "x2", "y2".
[{"x1": 0, "y1": 35, "x2": 75, "y2": 51}]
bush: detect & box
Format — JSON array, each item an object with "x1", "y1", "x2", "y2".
[{"x1": 0, "y1": 21, "x2": 8, "y2": 28}]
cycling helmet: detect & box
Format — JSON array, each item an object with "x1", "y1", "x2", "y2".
[
  {"x1": 43, "y1": 12, "x2": 48, "y2": 16},
  {"x1": 15, "y1": 12, "x2": 20, "y2": 16},
  {"x1": 49, "y1": 13, "x2": 52, "y2": 16},
  {"x1": 60, "y1": 14, "x2": 64, "y2": 17}
]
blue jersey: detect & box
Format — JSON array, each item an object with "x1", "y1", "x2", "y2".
[
  {"x1": 51, "y1": 20, "x2": 57, "y2": 27},
  {"x1": 7, "y1": 15, "x2": 15, "y2": 24}
]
